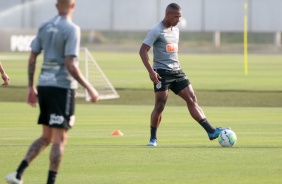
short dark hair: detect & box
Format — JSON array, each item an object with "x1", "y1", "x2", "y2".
[{"x1": 167, "y1": 3, "x2": 181, "y2": 11}]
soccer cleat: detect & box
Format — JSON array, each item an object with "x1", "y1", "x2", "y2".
[
  {"x1": 208, "y1": 127, "x2": 230, "y2": 140},
  {"x1": 147, "y1": 138, "x2": 158, "y2": 146},
  {"x1": 5, "y1": 172, "x2": 23, "y2": 184}
]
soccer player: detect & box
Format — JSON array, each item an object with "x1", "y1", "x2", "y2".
[
  {"x1": 139, "y1": 3, "x2": 229, "y2": 147},
  {"x1": 0, "y1": 61, "x2": 10, "y2": 86},
  {"x1": 5, "y1": 0, "x2": 99, "y2": 184}
]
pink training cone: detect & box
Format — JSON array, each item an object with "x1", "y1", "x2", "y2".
[{"x1": 111, "y1": 130, "x2": 124, "y2": 136}]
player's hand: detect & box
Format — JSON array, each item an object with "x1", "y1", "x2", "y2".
[
  {"x1": 87, "y1": 86, "x2": 99, "y2": 103},
  {"x1": 1, "y1": 73, "x2": 10, "y2": 87},
  {"x1": 27, "y1": 86, "x2": 37, "y2": 107},
  {"x1": 149, "y1": 70, "x2": 162, "y2": 84}
]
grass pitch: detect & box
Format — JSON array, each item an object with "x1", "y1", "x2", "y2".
[
  {"x1": 0, "y1": 52, "x2": 282, "y2": 183},
  {"x1": 1, "y1": 103, "x2": 282, "y2": 184},
  {"x1": 0, "y1": 52, "x2": 281, "y2": 106}
]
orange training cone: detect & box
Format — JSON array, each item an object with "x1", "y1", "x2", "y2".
[{"x1": 111, "y1": 130, "x2": 124, "y2": 136}]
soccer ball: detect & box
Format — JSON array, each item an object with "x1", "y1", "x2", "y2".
[{"x1": 218, "y1": 129, "x2": 237, "y2": 147}]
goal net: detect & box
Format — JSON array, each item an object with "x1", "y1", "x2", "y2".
[{"x1": 76, "y1": 47, "x2": 119, "y2": 100}]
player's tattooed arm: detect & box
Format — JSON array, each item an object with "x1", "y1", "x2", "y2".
[
  {"x1": 65, "y1": 56, "x2": 99, "y2": 102},
  {"x1": 28, "y1": 51, "x2": 39, "y2": 87},
  {"x1": 27, "y1": 51, "x2": 40, "y2": 107}
]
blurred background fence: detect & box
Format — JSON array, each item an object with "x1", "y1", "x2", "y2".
[{"x1": 0, "y1": 0, "x2": 281, "y2": 53}]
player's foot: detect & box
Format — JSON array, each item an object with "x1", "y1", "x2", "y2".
[
  {"x1": 5, "y1": 172, "x2": 23, "y2": 184},
  {"x1": 147, "y1": 138, "x2": 157, "y2": 146},
  {"x1": 208, "y1": 127, "x2": 230, "y2": 140}
]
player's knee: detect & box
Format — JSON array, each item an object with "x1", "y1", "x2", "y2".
[
  {"x1": 191, "y1": 94, "x2": 197, "y2": 102},
  {"x1": 40, "y1": 136, "x2": 52, "y2": 145},
  {"x1": 154, "y1": 101, "x2": 166, "y2": 113},
  {"x1": 187, "y1": 94, "x2": 198, "y2": 106}
]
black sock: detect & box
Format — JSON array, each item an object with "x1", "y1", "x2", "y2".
[
  {"x1": 47, "y1": 170, "x2": 57, "y2": 184},
  {"x1": 150, "y1": 126, "x2": 157, "y2": 139},
  {"x1": 16, "y1": 160, "x2": 29, "y2": 180},
  {"x1": 198, "y1": 118, "x2": 215, "y2": 133}
]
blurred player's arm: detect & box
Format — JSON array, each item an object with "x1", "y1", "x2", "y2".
[
  {"x1": 0, "y1": 61, "x2": 10, "y2": 86},
  {"x1": 65, "y1": 56, "x2": 99, "y2": 102}
]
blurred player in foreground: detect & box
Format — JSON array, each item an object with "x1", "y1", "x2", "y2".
[
  {"x1": 6, "y1": 0, "x2": 99, "y2": 183},
  {"x1": 139, "y1": 3, "x2": 229, "y2": 147}
]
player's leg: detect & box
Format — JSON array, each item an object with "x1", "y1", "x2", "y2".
[
  {"x1": 178, "y1": 84, "x2": 216, "y2": 132},
  {"x1": 47, "y1": 128, "x2": 68, "y2": 184},
  {"x1": 177, "y1": 84, "x2": 207, "y2": 121},
  {"x1": 151, "y1": 90, "x2": 168, "y2": 127},
  {"x1": 21, "y1": 87, "x2": 52, "y2": 164},
  {"x1": 46, "y1": 87, "x2": 74, "y2": 184},
  {"x1": 169, "y1": 70, "x2": 209, "y2": 123},
  {"x1": 148, "y1": 90, "x2": 168, "y2": 146},
  {"x1": 24, "y1": 125, "x2": 52, "y2": 163},
  {"x1": 6, "y1": 125, "x2": 52, "y2": 183},
  {"x1": 178, "y1": 84, "x2": 227, "y2": 140},
  {"x1": 6, "y1": 86, "x2": 52, "y2": 183},
  {"x1": 49, "y1": 128, "x2": 68, "y2": 172}
]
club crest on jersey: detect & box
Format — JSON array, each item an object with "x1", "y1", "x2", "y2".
[{"x1": 156, "y1": 82, "x2": 162, "y2": 89}]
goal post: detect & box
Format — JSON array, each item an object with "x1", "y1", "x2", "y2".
[{"x1": 76, "y1": 47, "x2": 119, "y2": 100}]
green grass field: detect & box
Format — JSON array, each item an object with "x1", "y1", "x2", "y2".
[
  {"x1": 0, "y1": 52, "x2": 282, "y2": 183},
  {"x1": 1, "y1": 52, "x2": 281, "y2": 106}
]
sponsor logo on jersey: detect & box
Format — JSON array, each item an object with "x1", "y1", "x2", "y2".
[
  {"x1": 49, "y1": 114, "x2": 64, "y2": 125},
  {"x1": 166, "y1": 43, "x2": 178, "y2": 52},
  {"x1": 46, "y1": 24, "x2": 59, "y2": 33}
]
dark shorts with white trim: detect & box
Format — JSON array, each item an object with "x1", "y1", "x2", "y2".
[
  {"x1": 153, "y1": 69, "x2": 190, "y2": 94},
  {"x1": 37, "y1": 86, "x2": 75, "y2": 129}
]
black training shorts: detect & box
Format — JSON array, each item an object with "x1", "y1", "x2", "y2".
[
  {"x1": 153, "y1": 69, "x2": 190, "y2": 94},
  {"x1": 37, "y1": 86, "x2": 75, "y2": 129}
]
